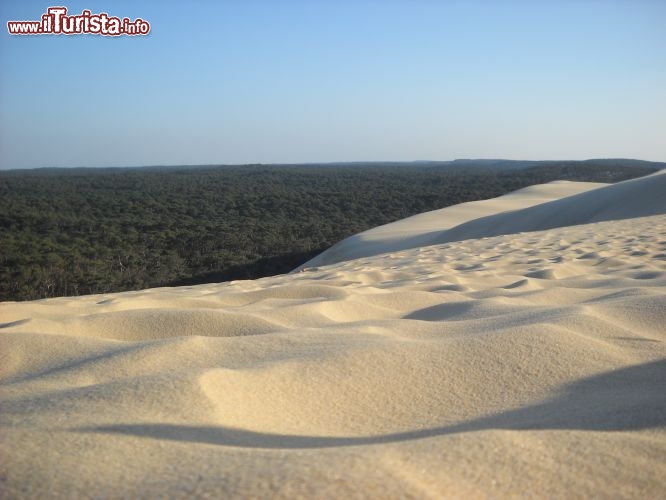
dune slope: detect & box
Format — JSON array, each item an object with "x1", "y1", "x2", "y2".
[
  {"x1": 432, "y1": 169, "x2": 666, "y2": 247},
  {"x1": 1, "y1": 178, "x2": 665, "y2": 498},
  {"x1": 302, "y1": 171, "x2": 666, "y2": 269},
  {"x1": 299, "y1": 179, "x2": 607, "y2": 269}
]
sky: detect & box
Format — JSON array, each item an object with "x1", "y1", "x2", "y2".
[{"x1": 1, "y1": 0, "x2": 665, "y2": 169}]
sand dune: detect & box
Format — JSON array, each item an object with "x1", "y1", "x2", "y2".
[
  {"x1": 301, "y1": 171, "x2": 665, "y2": 269},
  {"x1": 1, "y1": 175, "x2": 665, "y2": 498},
  {"x1": 299, "y1": 179, "x2": 608, "y2": 268}
]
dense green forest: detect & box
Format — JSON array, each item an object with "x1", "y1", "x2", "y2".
[{"x1": 0, "y1": 160, "x2": 662, "y2": 301}]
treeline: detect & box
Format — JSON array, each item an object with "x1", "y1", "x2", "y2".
[{"x1": 0, "y1": 160, "x2": 660, "y2": 301}]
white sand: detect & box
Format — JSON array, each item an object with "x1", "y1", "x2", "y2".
[
  {"x1": 298, "y1": 179, "x2": 608, "y2": 268},
  {"x1": 1, "y1": 172, "x2": 665, "y2": 498}
]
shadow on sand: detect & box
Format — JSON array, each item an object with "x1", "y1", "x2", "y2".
[{"x1": 76, "y1": 358, "x2": 666, "y2": 449}]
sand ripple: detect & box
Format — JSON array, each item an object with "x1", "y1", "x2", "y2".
[{"x1": 1, "y1": 188, "x2": 665, "y2": 498}]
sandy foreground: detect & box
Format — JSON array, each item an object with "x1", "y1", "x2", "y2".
[{"x1": 1, "y1": 173, "x2": 665, "y2": 498}]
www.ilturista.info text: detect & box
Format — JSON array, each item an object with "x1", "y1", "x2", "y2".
[{"x1": 7, "y1": 7, "x2": 150, "y2": 36}]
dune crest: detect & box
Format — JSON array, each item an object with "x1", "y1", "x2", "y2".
[
  {"x1": 1, "y1": 177, "x2": 665, "y2": 498},
  {"x1": 299, "y1": 179, "x2": 608, "y2": 269},
  {"x1": 302, "y1": 171, "x2": 666, "y2": 269}
]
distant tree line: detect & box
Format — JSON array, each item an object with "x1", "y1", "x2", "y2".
[{"x1": 0, "y1": 160, "x2": 660, "y2": 301}]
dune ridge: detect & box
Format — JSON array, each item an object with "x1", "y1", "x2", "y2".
[
  {"x1": 301, "y1": 171, "x2": 666, "y2": 269},
  {"x1": 1, "y1": 175, "x2": 665, "y2": 498},
  {"x1": 298, "y1": 179, "x2": 608, "y2": 269}
]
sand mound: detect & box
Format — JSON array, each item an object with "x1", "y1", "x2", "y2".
[
  {"x1": 301, "y1": 171, "x2": 666, "y2": 269},
  {"x1": 1, "y1": 178, "x2": 665, "y2": 498},
  {"x1": 434, "y1": 169, "x2": 666, "y2": 245},
  {"x1": 299, "y1": 179, "x2": 607, "y2": 268}
]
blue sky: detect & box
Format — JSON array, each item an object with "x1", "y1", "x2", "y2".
[{"x1": 1, "y1": 0, "x2": 665, "y2": 169}]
